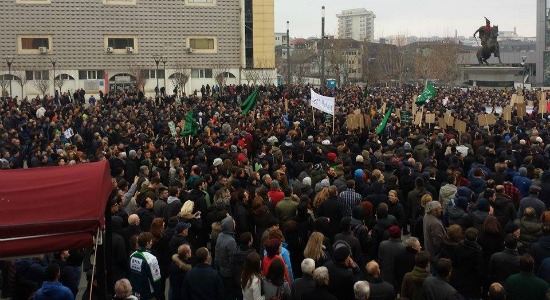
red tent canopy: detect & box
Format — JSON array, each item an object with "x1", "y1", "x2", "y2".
[{"x1": 0, "y1": 161, "x2": 112, "y2": 258}]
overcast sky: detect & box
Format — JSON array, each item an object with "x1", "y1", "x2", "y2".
[{"x1": 274, "y1": 0, "x2": 537, "y2": 39}]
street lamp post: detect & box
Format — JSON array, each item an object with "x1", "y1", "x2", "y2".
[
  {"x1": 49, "y1": 57, "x2": 57, "y2": 95},
  {"x1": 161, "y1": 57, "x2": 167, "y2": 94},
  {"x1": 5, "y1": 57, "x2": 14, "y2": 97},
  {"x1": 321, "y1": 6, "x2": 326, "y2": 88},
  {"x1": 521, "y1": 55, "x2": 527, "y2": 89},
  {"x1": 286, "y1": 21, "x2": 290, "y2": 90},
  {"x1": 153, "y1": 55, "x2": 161, "y2": 96}
]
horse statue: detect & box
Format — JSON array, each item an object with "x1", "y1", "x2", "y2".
[{"x1": 473, "y1": 25, "x2": 501, "y2": 65}]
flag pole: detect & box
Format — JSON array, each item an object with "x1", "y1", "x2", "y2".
[
  {"x1": 312, "y1": 107, "x2": 315, "y2": 127},
  {"x1": 332, "y1": 111, "x2": 335, "y2": 135}
]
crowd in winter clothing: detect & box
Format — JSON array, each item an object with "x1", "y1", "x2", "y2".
[{"x1": 3, "y1": 85, "x2": 550, "y2": 300}]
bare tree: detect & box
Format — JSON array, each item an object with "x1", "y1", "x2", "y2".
[
  {"x1": 256, "y1": 59, "x2": 276, "y2": 86},
  {"x1": 170, "y1": 62, "x2": 190, "y2": 95},
  {"x1": 55, "y1": 75, "x2": 66, "y2": 94},
  {"x1": 127, "y1": 63, "x2": 148, "y2": 92},
  {"x1": 33, "y1": 72, "x2": 51, "y2": 96},
  {"x1": 291, "y1": 48, "x2": 316, "y2": 85},
  {"x1": 242, "y1": 68, "x2": 261, "y2": 85},
  {"x1": 0, "y1": 73, "x2": 9, "y2": 97},
  {"x1": 12, "y1": 70, "x2": 29, "y2": 98},
  {"x1": 212, "y1": 63, "x2": 230, "y2": 94}
]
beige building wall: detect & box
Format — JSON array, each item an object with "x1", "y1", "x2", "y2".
[{"x1": 252, "y1": 0, "x2": 275, "y2": 68}]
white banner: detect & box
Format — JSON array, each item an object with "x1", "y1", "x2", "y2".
[{"x1": 310, "y1": 89, "x2": 335, "y2": 115}]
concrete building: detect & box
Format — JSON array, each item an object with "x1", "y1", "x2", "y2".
[
  {"x1": 536, "y1": 0, "x2": 549, "y2": 85},
  {"x1": 0, "y1": 0, "x2": 275, "y2": 99},
  {"x1": 337, "y1": 8, "x2": 375, "y2": 42}
]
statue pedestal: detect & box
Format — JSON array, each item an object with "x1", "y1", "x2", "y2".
[{"x1": 463, "y1": 66, "x2": 523, "y2": 88}]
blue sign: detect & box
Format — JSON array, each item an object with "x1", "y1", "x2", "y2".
[{"x1": 327, "y1": 79, "x2": 336, "y2": 88}]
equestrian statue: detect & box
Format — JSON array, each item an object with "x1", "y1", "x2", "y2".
[{"x1": 473, "y1": 17, "x2": 501, "y2": 65}]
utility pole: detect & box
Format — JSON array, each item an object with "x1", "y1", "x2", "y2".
[
  {"x1": 287, "y1": 21, "x2": 290, "y2": 90},
  {"x1": 321, "y1": 6, "x2": 326, "y2": 87}
]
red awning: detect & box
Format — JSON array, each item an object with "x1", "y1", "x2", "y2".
[{"x1": 0, "y1": 161, "x2": 112, "y2": 258}]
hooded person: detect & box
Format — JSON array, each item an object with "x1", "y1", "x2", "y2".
[
  {"x1": 214, "y1": 216, "x2": 238, "y2": 299},
  {"x1": 446, "y1": 196, "x2": 473, "y2": 229}
]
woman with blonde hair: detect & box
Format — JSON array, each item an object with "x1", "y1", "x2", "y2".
[
  {"x1": 178, "y1": 200, "x2": 201, "y2": 247},
  {"x1": 372, "y1": 169, "x2": 385, "y2": 184},
  {"x1": 313, "y1": 187, "x2": 330, "y2": 211},
  {"x1": 303, "y1": 232, "x2": 330, "y2": 268},
  {"x1": 410, "y1": 193, "x2": 434, "y2": 245}
]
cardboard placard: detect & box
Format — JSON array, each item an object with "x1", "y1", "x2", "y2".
[
  {"x1": 527, "y1": 100, "x2": 534, "y2": 107},
  {"x1": 364, "y1": 114, "x2": 372, "y2": 130},
  {"x1": 381, "y1": 103, "x2": 387, "y2": 114},
  {"x1": 455, "y1": 120, "x2": 467, "y2": 133},
  {"x1": 511, "y1": 94, "x2": 525, "y2": 106},
  {"x1": 477, "y1": 114, "x2": 496, "y2": 127},
  {"x1": 540, "y1": 100, "x2": 548, "y2": 114},
  {"x1": 445, "y1": 114, "x2": 455, "y2": 127},
  {"x1": 414, "y1": 111, "x2": 423, "y2": 126},
  {"x1": 438, "y1": 117, "x2": 447, "y2": 129},
  {"x1": 537, "y1": 91, "x2": 543, "y2": 101},
  {"x1": 425, "y1": 113, "x2": 436, "y2": 124},
  {"x1": 503, "y1": 107, "x2": 512, "y2": 121},
  {"x1": 394, "y1": 108, "x2": 401, "y2": 121},
  {"x1": 516, "y1": 102, "x2": 526, "y2": 116}
]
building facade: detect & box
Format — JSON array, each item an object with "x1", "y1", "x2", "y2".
[
  {"x1": 0, "y1": 0, "x2": 275, "y2": 99},
  {"x1": 336, "y1": 8, "x2": 375, "y2": 42}
]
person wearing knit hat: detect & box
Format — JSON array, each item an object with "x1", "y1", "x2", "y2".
[
  {"x1": 332, "y1": 243, "x2": 351, "y2": 262},
  {"x1": 377, "y1": 225, "x2": 404, "y2": 288},
  {"x1": 327, "y1": 152, "x2": 337, "y2": 162},
  {"x1": 212, "y1": 157, "x2": 223, "y2": 167},
  {"x1": 356, "y1": 155, "x2": 364, "y2": 163}
]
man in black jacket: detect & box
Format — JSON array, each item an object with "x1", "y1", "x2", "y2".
[
  {"x1": 334, "y1": 217, "x2": 364, "y2": 271},
  {"x1": 187, "y1": 179, "x2": 209, "y2": 248},
  {"x1": 324, "y1": 243, "x2": 360, "y2": 300},
  {"x1": 291, "y1": 258, "x2": 316, "y2": 300},
  {"x1": 449, "y1": 227, "x2": 485, "y2": 299}
]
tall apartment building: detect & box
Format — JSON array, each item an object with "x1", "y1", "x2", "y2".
[
  {"x1": 0, "y1": 0, "x2": 274, "y2": 98},
  {"x1": 337, "y1": 8, "x2": 375, "y2": 42}
]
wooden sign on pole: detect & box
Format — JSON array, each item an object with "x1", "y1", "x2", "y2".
[
  {"x1": 445, "y1": 114, "x2": 455, "y2": 127},
  {"x1": 540, "y1": 99, "x2": 548, "y2": 114},
  {"x1": 438, "y1": 117, "x2": 446, "y2": 129},
  {"x1": 455, "y1": 120, "x2": 467, "y2": 133},
  {"x1": 477, "y1": 113, "x2": 496, "y2": 127},
  {"x1": 425, "y1": 113, "x2": 436, "y2": 124},
  {"x1": 527, "y1": 100, "x2": 534, "y2": 107},
  {"x1": 414, "y1": 111, "x2": 423, "y2": 126},
  {"x1": 516, "y1": 102, "x2": 526, "y2": 116},
  {"x1": 381, "y1": 103, "x2": 387, "y2": 114},
  {"x1": 503, "y1": 107, "x2": 512, "y2": 121}
]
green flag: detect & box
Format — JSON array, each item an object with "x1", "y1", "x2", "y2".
[
  {"x1": 415, "y1": 82, "x2": 437, "y2": 105},
  {"x1": 375, "y1": 104, "x2": 393, "y2": 135},
  {"x1": 241, "y1": 88, "x2": 260, "y2": 115},
  {"x1": 181, "y1": 110, "x2": 199, "y2": 136}
]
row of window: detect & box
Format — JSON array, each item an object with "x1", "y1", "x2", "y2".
[
  {"x1": 21, "y1": 69, "x2": 216, "y2": 80},
  {"x1": 16, "y1": 35, "x2": 217, "y2": 54},
  {"x1": 16, "y1": 0, "x2": 214, "y2": 6}
]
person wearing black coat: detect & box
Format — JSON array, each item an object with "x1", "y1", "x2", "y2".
[
  {"x1": 324, "y1": 244, "x2": 360, "y2": 300},
  {"x1": 393, "y1": 237, "x2": 420, "y2": 294},
  {"x1": 187, "y1": 179, "x2": 210, "y2": 248},
  {"x1": 302, "y1": 266, "x2": 338, "y2": 300},
  {"x1": 230, "y1": 232, "x2": 256, "y2": 290},
  {"x1": 449, "y1": 228, "x2": 485, "y2": 299},
  {"x1": 387, "y1": 190, "x2": 407, "y2": 232},
  {"x1": 316, "y1": 186, "x2": 344, "y2": 241},
  {"x1": 334, "y1": 217, "x2": 364, "y2": 272},
  {"x1": 233, "y1": 190, "x2": 252, "y2": 237},
  {"x1": 111, "y1": 216, "x2": 129, "y2": 285}
]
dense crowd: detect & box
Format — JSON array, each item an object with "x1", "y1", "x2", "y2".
[{"x1": 2, "y1": 84, "x2": 550, "y2": 300}]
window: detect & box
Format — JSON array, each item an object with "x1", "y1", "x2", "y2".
[
  {"x1": 145, "y1": 70, "x2": 165, "y2": 79},
  {"x1": 185, "y1": 0, "x2": 215, "y2": 6},
  {"x1": 103, "y1": 0, "x2": 136, "y2": 5},
  {"x1": 16, "y1": 0, "x2": 51, "y2": 3},
  {"x1": 104, "y1": 35, "x2": 138, "y2": 53},
  {"x1": 191, "y1": 69, "x2": 213, "y2": 78},
  {"x1": 18, "y1": 35, "x2": 52, "y2": 54},
  {"x1": 25, "y1": 70, "x2": 49, "y2": 80},
  {"x1": 187, "y1": 36, "x2": 217, "y2": 53},
  {"x1": 55, "y1": 74, "x2": 73, "y2": 80},
  {"x1": 78, "y1": 70, "x2": 105, "y2": 80}
]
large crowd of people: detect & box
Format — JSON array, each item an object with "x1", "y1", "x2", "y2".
[{"x1": 2, "y1": 83, "x2": 550, "y2": 300}]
